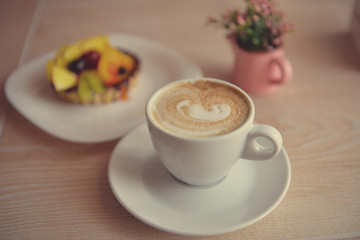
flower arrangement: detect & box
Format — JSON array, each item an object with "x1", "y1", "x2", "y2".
[{"x1": 208, "y1": 0, "x2": 294, "y2": 51}]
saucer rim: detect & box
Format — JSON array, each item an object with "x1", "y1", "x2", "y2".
[{"x1": 108, "y1": 123, "x2": 291, "y2": 236}]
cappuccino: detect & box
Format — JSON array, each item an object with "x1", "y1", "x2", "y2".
[{"x1": 148, "y1": 80, "x2": 249, "y2": 138}]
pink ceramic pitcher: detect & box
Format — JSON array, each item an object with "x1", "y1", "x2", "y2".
[{"x1": 229, "y1": 36, "x2": 293, "y2": 94}]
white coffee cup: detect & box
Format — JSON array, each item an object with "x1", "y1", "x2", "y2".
[{"x1": 145, "y1": 78, "x2": 283, "y2": 187}]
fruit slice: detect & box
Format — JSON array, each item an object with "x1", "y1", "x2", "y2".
[
  {"x1": 51, "y1": 66, "x2": 77, "y2": 91},
  {"x1": 54, "y1": 45, "x2": 69, "y2": 67},
  {"x1": 77, "y1": 71, "x2": 107, "y2": 102},
  {"x1": 97, "y1": 47, "x2": 135, "y2": 86},
  {"x1": 62, "y1": 44, "x2": 82, "y2": 65},
  {"x1": 81, "y1": 35, "x2": 109, "y2": 53},
  {"x1": 83, "y1": 71, "x2": 106, "y2": 93},
  {"x1": 77, "y1": 74, "x2": 93, "y2": 101}
]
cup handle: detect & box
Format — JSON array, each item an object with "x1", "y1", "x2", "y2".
[
  {"x1": 241, "y1": 124, "x2": 283, "y2": 160},
  {"x1": 268, "y1": 58, "x2": 293, "y2": 85}
]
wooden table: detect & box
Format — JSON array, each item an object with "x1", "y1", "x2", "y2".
[{"x1": 1, "y1": 0, "x2": 359, "y2": 239}]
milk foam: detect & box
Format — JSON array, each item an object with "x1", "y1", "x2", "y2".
[
  {"x1": 150, "y1": 80, "x2": 249, "y2": 138},
  {"x1": 177, "y1": 100, "x2": 231, "y2": 122}
]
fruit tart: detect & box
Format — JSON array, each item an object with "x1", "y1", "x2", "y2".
[{"x1": 46, "y1": 35, "x2": 140, "y2": 104}]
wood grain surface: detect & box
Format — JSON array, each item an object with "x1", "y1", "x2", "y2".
[{"x1": 1, "y1": 0, "x2": 359, "y2": 239}]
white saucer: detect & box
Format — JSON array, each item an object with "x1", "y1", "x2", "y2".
[
  {"x1": 108, "y1": 123, "x2": 291, "y2": 236},
  {"x1": 5, "y1": 33, "x2": 202, "y2": 143}
]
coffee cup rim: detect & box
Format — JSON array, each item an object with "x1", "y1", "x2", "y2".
[{"x1": 145, "y1": 77, "x2": 255, "y2": 141}]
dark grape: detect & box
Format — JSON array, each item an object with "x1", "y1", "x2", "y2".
[
  {"x1": 83, "y1": 51, "x2": 100, "y2": 69},
  {"x1": 118, "y1": 67, "x2": 127, "y2": 75},
  {"x1": 67, "y1": 51, "x2": 100, "y2": 74},
  {"x1": 68, "y1": 58, "x2": 86, "y2": 74}
]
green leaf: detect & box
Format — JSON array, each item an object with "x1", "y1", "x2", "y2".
[
  {"x1": 246, "y1": 28, "x2": 253, "y2": 34},
  {"x1": 252, "y1": 38, "x2": 260, "y2": 46}
]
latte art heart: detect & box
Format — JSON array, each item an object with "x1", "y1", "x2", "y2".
[
  {"x1": 150, "y1": 80, "x2": 249, "y2": 138},
  {"x1": 177, "y1": 100, "x2": 231, "y2": 122}
]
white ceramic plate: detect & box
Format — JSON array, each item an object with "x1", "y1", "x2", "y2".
[
  {"x1": 108, "y1": 123, "x2": 291, "y2": 236},
  {"x1": 5, "y1": 33, "x2": 202, "y2": 143}
]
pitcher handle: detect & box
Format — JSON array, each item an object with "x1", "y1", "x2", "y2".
[{"x1": 268, "y1": 58, "x2": 293, "y2": 84}]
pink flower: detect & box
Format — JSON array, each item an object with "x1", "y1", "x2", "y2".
[
  {"x1": 280, "y1": 23, "x2": 292, "y2": 32},
  {"x1": 237, "y1": 14, "x2": 246, "y2": 25},
  {"x1": 263, "y1": 8, "x2": 270, "y2": 16},
  {"x1": 252, "y1": 14, "x2": 260, "y2": 21},
  {"x1": 265, "y1": 20, "x2": 272, "y2": 28},
  {"x1": 254, "y1": 4, "x2": 261, "y2": 13},
  {"x1": 271, "y1": 27, "x2": 279, "y2": 35},
  {"x1": 272, "y1": 37, "x2": 281, "y2": 46}
]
